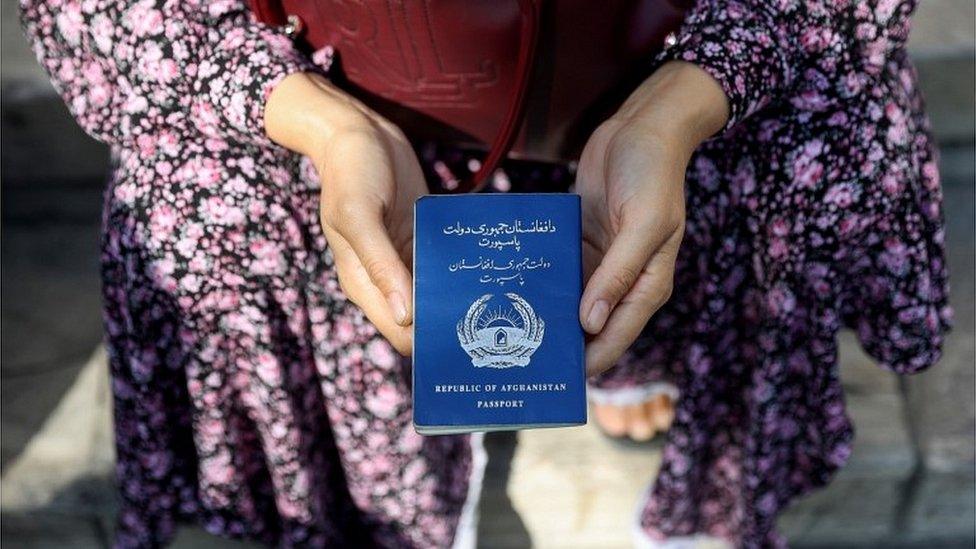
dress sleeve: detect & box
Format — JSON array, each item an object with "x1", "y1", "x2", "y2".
[
  {"x1": 659, "y1": 0, "x2": 874, "y2": 132},
  {"x1": 19, "y1": 0, "x2": 316, "y2": 148}
]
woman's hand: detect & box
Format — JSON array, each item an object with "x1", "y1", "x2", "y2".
[
  {"x1": 266, "y1": 72, "x2": 425, "y2": 354},
  {"x1": 578, "y1": 61, "x2": 729, "y2": 376}
]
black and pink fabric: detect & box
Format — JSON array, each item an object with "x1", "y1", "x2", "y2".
[{"x1": 20, "y1": 0, "x2": 949, "y2": 547}]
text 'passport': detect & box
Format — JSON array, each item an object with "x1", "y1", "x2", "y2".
[{"x1": 413, "y1": 194, "x2": 586, "y2": 434}]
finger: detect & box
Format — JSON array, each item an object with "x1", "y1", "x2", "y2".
[
  {"x1": 585, "y1": 246, "x2": 677, "y2": 377},
  {"x1": 328, "y1": 198, "x2": 414, "y2": 326},
  {"x1": 328, "y1": 230, "x2": 413, "y2": 354},
  {"x1": 580, "y1": 211, "x2": 676, "y2": 334}
]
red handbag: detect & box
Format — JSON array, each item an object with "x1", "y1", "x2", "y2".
[{"x1": 248, "y1": 0, "x2": 689, "y2": 191}]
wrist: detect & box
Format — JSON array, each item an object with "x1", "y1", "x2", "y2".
[
  {"x1": 265, "y1": 72, "x2": 374, "y2": 158},
  {"x1": 614, "y1": 61, "x2": 730, "y2": 155}
]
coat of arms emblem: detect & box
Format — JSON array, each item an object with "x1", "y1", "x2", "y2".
[{"x1": 456, "y1": 293, "x2": 545, "y2": 368}]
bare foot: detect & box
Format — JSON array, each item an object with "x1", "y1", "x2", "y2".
[{"x1": 592, "y1": 394, "x2": 675, "y2": 442}]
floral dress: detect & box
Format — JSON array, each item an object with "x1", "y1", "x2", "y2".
[
  {"x1": 20, "y1": 1, "x2": 472, "y2": 547},
  {"x1": 591, "y1": 1, "x2": 950, "y2": 547},
  {"x1": 20, "y1": 0, "x2": 949, "y2": 548}
]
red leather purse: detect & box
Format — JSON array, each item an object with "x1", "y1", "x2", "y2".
[{"x1": 248, "y1": 0, "x2": 689, "y2": 191}]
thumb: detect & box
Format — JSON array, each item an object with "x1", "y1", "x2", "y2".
[{"x1": 331, "y1": 200, "x2": 414, "y2": 326}]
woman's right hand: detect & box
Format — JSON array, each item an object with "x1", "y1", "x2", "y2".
[{"x1": 266, "y1": 72, "x2": 425, "y2": 355}]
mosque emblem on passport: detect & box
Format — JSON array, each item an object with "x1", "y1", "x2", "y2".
[{"x1": 456, "y1": 293, "x2": 545, "y2": 368}]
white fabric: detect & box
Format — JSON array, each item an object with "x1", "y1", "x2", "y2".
[
  {"x1": 634, "y1": 533, "x2": 734, "y2": 549},
  {"x1": 451, "y1": 432, "x2": 487, "y2": 549}
]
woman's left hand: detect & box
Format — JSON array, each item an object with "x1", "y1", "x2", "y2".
[{"x1": 578, "y1": 61, "x2": 729, "y2": 377}]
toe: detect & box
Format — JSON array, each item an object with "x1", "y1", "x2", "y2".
[
  {"x1": 592, "y1": 403, "x2": 628, "y2": 437},
  {"x1": 648, "y1": 394, "x2": 674, "y2": 432},
  {"x1": 625, "y1": 404, "x2": 656, "y2": 441}
]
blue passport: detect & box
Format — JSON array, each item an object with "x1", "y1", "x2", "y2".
[{"x1": 413, "y1": 193, "x2": 587, "y2": 434}]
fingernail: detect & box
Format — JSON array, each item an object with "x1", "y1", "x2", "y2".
[
  {"x1": 387, "y1": 291, "x2": 408, "y2": 325},
  {"x1": 585, "y1": 299, "x2": 610, "y2": 333}
]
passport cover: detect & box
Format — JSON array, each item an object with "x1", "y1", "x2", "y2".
[{"x1": 413, "y1": 193, "x2": 586, "y2": 434}]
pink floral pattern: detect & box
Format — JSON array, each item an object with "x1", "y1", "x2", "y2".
[
  {"x1": 21, "y1": 0, "x2": 951, "y2": 548},
  {"x1": 591, "y1": 0, "x2": 951, "y2": 547},
  {"x1": 21, "y1": 1, "x2": 470, "y2": 547}
]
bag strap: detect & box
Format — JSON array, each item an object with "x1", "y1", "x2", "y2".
[
  {"x1": 248, "y1": 0, "x2": 542, "y2": 194},
  {"x1": 461, "y1": 0, "x2": 540, "y2": 193}
]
